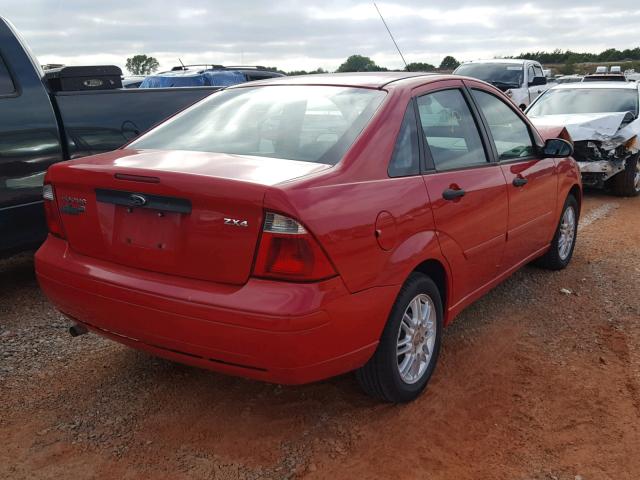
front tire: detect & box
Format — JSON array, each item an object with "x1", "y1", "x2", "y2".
[
  {"x1": 609, "y1": 153, "x2": 640, "y2": 197},
  {"x1": 356, "y1": 273, "x2": 443, "y2": 403},
  {"x1": 535, "y1": 194, "x2": 578, "y2": 270}
]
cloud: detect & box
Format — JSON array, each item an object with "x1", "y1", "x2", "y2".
[{"x1": 4, "y1": 0, "x2": 640, "y2": 73}]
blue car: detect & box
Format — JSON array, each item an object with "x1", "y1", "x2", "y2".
[{"x1": 140, "y1": 65, "x2": 284, "y2": 88}]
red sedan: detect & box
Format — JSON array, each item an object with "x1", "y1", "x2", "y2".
[{"x1": 35, "y1": 73, "x2": 581, "y2": 402}]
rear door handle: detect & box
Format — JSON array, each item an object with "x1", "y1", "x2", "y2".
[
  {"x1": 513, "y1": 177, "x2": 528, "y2": 187},
  {"x1": 442, "y1": 188, "x2": 466, "y2": 200}
]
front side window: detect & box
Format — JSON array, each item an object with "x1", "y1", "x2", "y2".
[
  {"x1": 417, "y1": 89, "x2": 488, "y2": 171},
  {"x1": 0, "y1": 55, "x2": 16, "y2": 95},
  {"x1": 130, "y1": 85, "x2": 386, "y2": 165},
  {"x1": 388, "y1": 103, "x2": 420, "y2": 177},
  {"x1": 472, "y1": 89, "x2": 534, "y2": 160}
]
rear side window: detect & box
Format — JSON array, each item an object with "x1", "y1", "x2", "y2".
[
  {"x1": 471, "y1": 89, "x2": 534, "y2": 160},
  {"x1": 0, "y1": 55, "x2": 16, "y2": 95},
  {"x1": 417, "y1": 89, "x2": 488, "y2": 171},
  {"x1": 388, "y1": 103, "x2": 420, "y2": 177}
]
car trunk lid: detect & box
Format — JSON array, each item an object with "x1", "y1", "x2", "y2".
[{"x1": 49, "y1": 149, "x2": 330, "y2": 285}]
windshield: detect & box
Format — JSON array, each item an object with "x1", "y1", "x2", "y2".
[
  {"x1": 455, "y1": 63, "x2": 523, "y2": 88},
  {"x1": 527, "y1": 88, "x2": 638, "y2": 117},
  {"x1": 130, "y1": 85, "x2": 386, "y2": 165}
]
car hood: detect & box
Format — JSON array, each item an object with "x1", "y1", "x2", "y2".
[{"x1": 529, "y1": 112, "x2": 640, "y2": 151}]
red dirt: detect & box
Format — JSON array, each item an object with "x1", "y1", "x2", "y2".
[{"x1": 1, "y1": 192, "x2": 639, "y2": 480}]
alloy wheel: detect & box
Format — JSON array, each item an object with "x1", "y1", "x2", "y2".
[
  {"x1": 396, "y1": 294, "x2": 437, "y2": 384},
  {"x1": 558, "y1": 206, "x2": 576, "y2": 261}
]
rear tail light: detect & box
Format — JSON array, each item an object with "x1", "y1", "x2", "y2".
[
  {"x1": 253, "y1": 212, "x2": 336, "y2": 282},
  {"x1": 43, "y1": 183, "x2": 66, "y2": 239}
]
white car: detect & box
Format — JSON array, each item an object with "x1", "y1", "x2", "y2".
[
  {"x1": 454, "y1": 59, "x2": 549, "y2": 110},
  {"x1": 527, "y1": 82, "x2": 640, "y2": 196}
]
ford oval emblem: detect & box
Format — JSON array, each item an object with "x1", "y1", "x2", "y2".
[{"x1": 129, "y1": 193, "x2": 147, "y2": 206}]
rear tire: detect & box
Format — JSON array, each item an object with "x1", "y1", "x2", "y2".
[
  {"x1": 609, "y1": 153, "x2": 640, "y2": 197},
  {"x1": 356, "y1": 273, "x2": 443, "y2": 403},
  {"x1": 535, "y1": 194, "x2": 578, "y2": 270}
]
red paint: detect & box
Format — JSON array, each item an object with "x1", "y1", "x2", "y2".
[
  {"x1": 35, "y1": 74, "x2": 582, "y2": 384},
  {"x1": 374, "y1": 211, "x2": 397, "y2": 251}
]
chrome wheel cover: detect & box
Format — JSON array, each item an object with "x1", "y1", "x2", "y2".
[
  {"x1": 396, "y1": 294, "x2": 437, "y2": 384},
  {"x1": 558, "y1": 205, "x2": 576, "y2": 261},
  {"x1": 634, "y1": 156, "x2": 640, "y2": 192}
]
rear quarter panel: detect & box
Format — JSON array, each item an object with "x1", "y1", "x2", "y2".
[
  {"x1": 266, "y1": 177, "x2": 440, "y2": 294},
  {"x1": 264, "y1": 85, "x2": 447, "y2": 296}
]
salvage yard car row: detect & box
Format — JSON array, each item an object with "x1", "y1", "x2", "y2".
[
  {"x1": 455, "y1": 58, "x2": 640, "y2": 196},
  {"x1": 527, "y1": 82, "x2": 640, "y2": 196}
]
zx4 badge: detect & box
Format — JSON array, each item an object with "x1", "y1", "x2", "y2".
[{"x1": 224, "y1": 218, "x2": 249, "y2": 228}]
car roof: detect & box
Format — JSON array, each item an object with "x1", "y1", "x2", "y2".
[
  {"x1": 230, "y1": 72, "x2": 446, "y2": 89},
  {"x1": 549, "y1": 81, "x2": 639, "y2": 90},
  {"x1": 459, "y1": 59, "x2": 535, "y2": 65}
]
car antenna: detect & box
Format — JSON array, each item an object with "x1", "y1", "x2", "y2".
[
  {"x1": 178, "y1": 58, "x2": 186, "y2": 70},
  {"x1": 373, "y1": 1, "x2": 409, "y2": 71}
]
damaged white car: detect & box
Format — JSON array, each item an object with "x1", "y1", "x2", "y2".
[{"x1": 527, "y1": 82, "x2": 640, "y2": 196}]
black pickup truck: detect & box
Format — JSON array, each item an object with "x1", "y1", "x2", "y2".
[{"x1": 0, "y1": 17, "x2": 223, "y2": 257}]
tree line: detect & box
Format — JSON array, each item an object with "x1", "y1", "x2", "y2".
[
  {"x1": 124, "y1": 54, "x2": 462, "y2": 75},
  {"x1": 513, "y1": 48, "x2": 640, "y2": 65}
]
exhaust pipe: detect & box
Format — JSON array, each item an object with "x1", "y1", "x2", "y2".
[{"x1": 69, "y1": 323, "x2": 88, "y2": 337}]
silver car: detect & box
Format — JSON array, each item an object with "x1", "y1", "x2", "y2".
[{"x1": 527, "y1": 82, "x2": 640, "y2": 196}]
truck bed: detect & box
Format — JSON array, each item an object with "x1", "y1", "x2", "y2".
[{"x1": 53, "y1": 87, "x2": 217, "y2": 159}]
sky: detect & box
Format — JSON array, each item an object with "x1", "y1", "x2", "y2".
[{"x1": 3, "y1": 0, "x2": 640, "y2": 74}]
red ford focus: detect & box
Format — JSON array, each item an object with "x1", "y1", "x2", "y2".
[{"x1": 35, "y1": 73, "x2": 581, "y2": 402}]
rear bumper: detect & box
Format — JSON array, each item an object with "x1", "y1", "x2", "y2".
[{"x1": 35, "y1": 235, "x2": 398, "y2": 384}]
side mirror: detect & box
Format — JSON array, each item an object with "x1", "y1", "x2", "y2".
[
  {"x1": 542, "y1": 138, "x2": 573, "y2": 158},
  {"x1": 529, "y1": 76, "x2": 547, "y2": 87}
]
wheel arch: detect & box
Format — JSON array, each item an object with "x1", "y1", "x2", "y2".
[
  {"x1": 412, "y1": 258, "x2": 450, "y2": 324},
  {"x1": 568, "y1": 184, "x2": 582, "y2": 215}
]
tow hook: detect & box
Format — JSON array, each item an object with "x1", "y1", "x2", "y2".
[{"x1": 69, "y1": 323, "x2": 88, "y2": 337}]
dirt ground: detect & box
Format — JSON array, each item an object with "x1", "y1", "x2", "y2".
[{"x1": 1, "y1": 191, "x2": 639, "y2": 480}]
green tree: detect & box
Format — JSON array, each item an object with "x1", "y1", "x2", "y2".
[
  {"x1": 125, "y1": 55, "x2": 160, "y2": 75},
  {"x1": 439, "y1": 56, "x2": 460, "y2": 70},
  {"x1": 406, "y1": 62, "x2": 436, "y2": 72},
  {"x1": 337, "y1": 55, "x2": 387, "y2": 72},
  {"x1": 287, "y1": 68, "x2": 328, "y2": 76}
]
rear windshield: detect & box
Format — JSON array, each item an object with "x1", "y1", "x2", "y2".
[
  {"x1": 454, "y1": 63, "x2": 523, "y2": 89},
  {"x1": 528, "y1": 88, "x2": 639, "y2": 117},
  {"x1": 130, "y1": 85, "x2": 386, "y2": 165}
]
